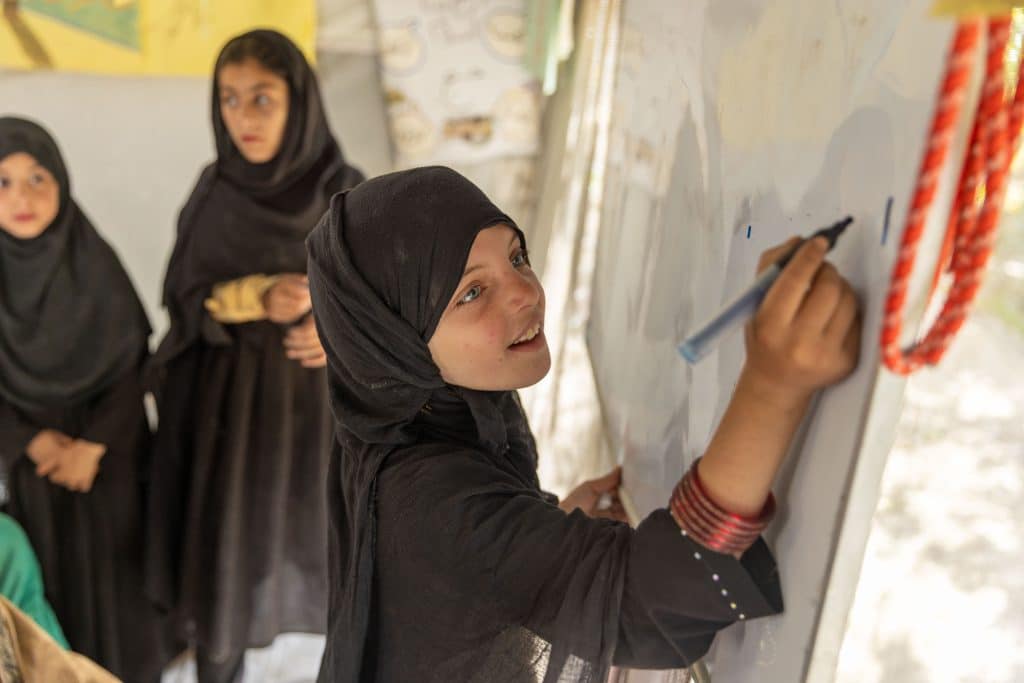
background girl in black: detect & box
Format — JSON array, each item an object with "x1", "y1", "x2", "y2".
[
  {"x1": 0, "y1": 116, "x2": 167, "y2": 682},
  {"x1": 145, "y1": 30, "x2": 364, "y2": 683}
]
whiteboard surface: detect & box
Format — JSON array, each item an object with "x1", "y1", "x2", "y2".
[{"x1": 586, "y1": 2, "x2": 964, "y2": 680}]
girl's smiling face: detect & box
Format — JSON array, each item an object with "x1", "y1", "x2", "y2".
[{"x1": 427, "y1": 223, "x2": 550, "y2": 390}]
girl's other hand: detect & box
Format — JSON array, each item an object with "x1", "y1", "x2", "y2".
[
  {"x1": 263, "y1": 273, "x2": 312, "y2": 323},
  {"x1": 558, "y1": 467, "x2": 629, "y2": 523}
]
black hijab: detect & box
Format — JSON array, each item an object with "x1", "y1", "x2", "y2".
[
  {"x1": 0, "y1": 117, "x2": 150, "y2": 413},
  {"x1": 307, "y1": 166, "x2": 634, "y2": 683},
  {"x1": 307, "y1": 167, "x2": 540, "y2": 680},
  {"x1": 155, "y1": 29, "x2": 364, "y2": 363}
]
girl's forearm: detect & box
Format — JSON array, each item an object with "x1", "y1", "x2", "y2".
[{"x1": 696, "y1": 365, "x2": 812, "y2": 517}]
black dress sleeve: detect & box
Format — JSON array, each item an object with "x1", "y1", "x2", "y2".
[
  {"x1": 614, "y1": 509, "x2": 782, "y2": 668},
  {"x1": 0, "y1": 399, "x2": 39, "y2": 468},
  {"x1": 79, "y1": 369, "x2": 147, "y2": 447},
  {"x1": 380, "y1": 448, "x2": 783, "y2": 671}
]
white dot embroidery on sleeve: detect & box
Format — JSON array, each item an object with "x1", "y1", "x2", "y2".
[{"x1": 692, "y1": 547, "x2": 743, "y2": 617}]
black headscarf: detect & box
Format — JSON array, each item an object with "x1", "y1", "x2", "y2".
[
  {"x1": 154, "y1": 29, "x2": 364, "y2": 363},
  {"x1": 0, "y1": 117, "x2": 150, "y2": 412},
  {"x1": 307, "y1": 166, "x2": 538, "y2": 680},
  {"x1": 307, "y1": 166, "x2": 630, "y2": 683}
]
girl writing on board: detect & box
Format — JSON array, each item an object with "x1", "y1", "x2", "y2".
[{"x1": 306, "y1": 166, "x2": 860, "y2": 682}]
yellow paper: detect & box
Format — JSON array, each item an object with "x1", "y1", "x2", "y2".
[
  {"x1": 0, "y1": 0, "x2": 316, "y2": 76},
  {"x1": 932, "y1": 0, "x2": 1021, "y2": 17}
]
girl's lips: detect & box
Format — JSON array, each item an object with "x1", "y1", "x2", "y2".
[{"x1": 508, "y1": 328, "x2": 546, "y2": 352}]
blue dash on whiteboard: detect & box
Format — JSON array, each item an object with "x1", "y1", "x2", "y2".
[{"x1": 882, "y1": 196, "x2": 894, "y2": 245}]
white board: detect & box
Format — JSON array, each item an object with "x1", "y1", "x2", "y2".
[{"x1": 586, "y1": 2, "x2": 967, "y2": 680}]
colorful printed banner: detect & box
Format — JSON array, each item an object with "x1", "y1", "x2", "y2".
[{"x1": 0, "y1": 0, "x2": 315, "y2": 76}]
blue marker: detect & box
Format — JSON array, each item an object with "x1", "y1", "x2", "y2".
[{"x1": 679, "y1": 216, "x2": 853, "y2": 364}]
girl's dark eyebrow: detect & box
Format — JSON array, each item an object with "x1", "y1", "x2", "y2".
[
  {"x1": 219, "y1": 82, "x2": 278, "y2": 94},
  {"x1": 460, "y1": 231, "x2": 520, "y2": 277},
  {"x1": 248, "y1": 82, "x2": 279, "y2": 92}
]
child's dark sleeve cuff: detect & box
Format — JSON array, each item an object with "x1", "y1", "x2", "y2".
[{"x1": 614, "y1": 509, "x2": 783, "y2": 668}]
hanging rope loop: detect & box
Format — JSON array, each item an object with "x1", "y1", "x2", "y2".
[{"x1": 882, "y1": 17, "x2": 1024, "y2": 375}]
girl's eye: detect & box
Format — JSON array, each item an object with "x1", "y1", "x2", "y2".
[
  {"x1": 457, "y1": 285, "x2": 482, "y2": 306},
  {"x1": 0, "y1": 177, "x2": 9, "y2": 189},
  {"x1": 511, "y1": 249, "x2": 530, "y2": 267},
  {"x1": 223, "y1": 95, "x2": 238, "y2": 107},
  {"x1": 256, "y1": 94, "x2": 270, "y2": 106},
  {"x1": 30, "y1": 173, "x2": 46, "y2": 186}
]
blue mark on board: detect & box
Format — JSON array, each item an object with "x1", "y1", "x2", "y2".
[
  {"x1": 747, "y1": 225, "x2": 751, "y2": 239},
  {"x1": 882, "y1": 196, "x2": 894, "y2": 245}
]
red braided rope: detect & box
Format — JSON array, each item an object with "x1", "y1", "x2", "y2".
[{"x1": 882, "y1": 18, "x2": 1022, "y2": 374}]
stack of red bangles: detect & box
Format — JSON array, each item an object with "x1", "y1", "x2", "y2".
[{"x1": 669, "y1": 458, "x2": 775, "y2": 557}]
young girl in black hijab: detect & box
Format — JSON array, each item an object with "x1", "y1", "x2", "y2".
[
  {"x1": 0, "y1": 116, "x2": 168, "y2": 682},
  {"x1": 146, "y1": 30, "x2": 364, "y2": 683},
  {"x1": 306, "y1": 166, "x2": 862, "y2": 682}
]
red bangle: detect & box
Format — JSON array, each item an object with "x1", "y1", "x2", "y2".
[{"x1": 668, "y1": 458, "x2": 775, "y2": 555}]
